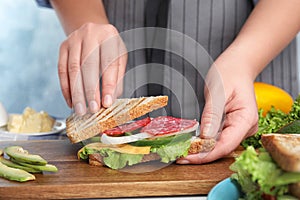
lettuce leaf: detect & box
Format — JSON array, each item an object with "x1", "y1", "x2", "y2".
[
  {"x1": 242, "y1": 94, "x2": 300, "y2": 148},
  {"x1": 151, "y1": 137, "x2": 191, "y2": 163},
  {"x1": 99, "y1": 149, "x2": 143, "y2": 170},
  {"x1": 78, "y1": 145, "x2": 144, "y2": 170},
  {"x1": 230, "y1": 147, "x2": 300, "y2": 199},
  {"x1": 78, "y1": 146, "x2": 98, "y2": 160}
]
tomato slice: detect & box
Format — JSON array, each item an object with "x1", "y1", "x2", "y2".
[{"x1": 103, "y1": 117, "x2": 151, "y2": 136}]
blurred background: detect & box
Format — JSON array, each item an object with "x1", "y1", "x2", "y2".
[
  {"x1": 0, "y1": 0, "x2": 68, "y2": 117},
  {"x1": 0, "y1": 0, "x2": 299, "y2": 119}
]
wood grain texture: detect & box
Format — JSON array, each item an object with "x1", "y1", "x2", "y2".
[{"x1": 0, "y1": 140, "x2": 237, "y2": 199}]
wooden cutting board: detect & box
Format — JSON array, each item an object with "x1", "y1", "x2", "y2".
[{"x1": 0, "y1": 140, "x2": 239, "y2": 199}]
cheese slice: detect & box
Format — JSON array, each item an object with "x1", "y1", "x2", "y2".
[
  {"x1": 111, "y1": 144, "x2": 151, "y2": 155},
  {"x1": 80, "y1": 142, "x2": 151, "y2": 156}
]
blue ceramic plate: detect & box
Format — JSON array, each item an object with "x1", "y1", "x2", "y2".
[{"x1": 208, "y1": 178, "x2": 242, "y2": 200}]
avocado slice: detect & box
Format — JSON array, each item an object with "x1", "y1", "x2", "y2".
[
  {"x1": 11, "y1": 158, "x2": 58, "y2": 172},
  {"x1": 0, "y1": 162, "x2": 35, "y2": 182},
  {"x1": 0, "y1": 157, "x2": 41, "y2": 173},
  {"x1": 4, "y1": 146, "x2": 47, "y2": 165}
]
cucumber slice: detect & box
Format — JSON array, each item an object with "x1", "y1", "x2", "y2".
[{"x1": 130, "y1": 133, "x2": 193, "y2": 147}]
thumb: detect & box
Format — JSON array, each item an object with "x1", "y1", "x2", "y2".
[
  {"x1": 201, "y1": 67, "x2": 226, "y2": 139},
  {"x1": 201, "y1": 96, "x2": 225, "y2": 139}
]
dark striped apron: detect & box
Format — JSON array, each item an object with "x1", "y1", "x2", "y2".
[{"x1": 102, "y1": 0, "x2": 298, "y2": 120}]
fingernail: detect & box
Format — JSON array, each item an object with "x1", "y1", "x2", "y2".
[
  {"x1": 103, "y1": 95, "x2": 112, "y2": 107},
  {"x1": 89, "y1": 100, "x2": 99, "y2": 113},
  {"x1": 177, "y1": 159, "x2": 190, "y2": 164},
  {"x1": 75, "y1": 103, "x2": 85, "y2": 116}
]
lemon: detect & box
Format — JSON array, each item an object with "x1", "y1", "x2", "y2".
[{"x1": 254, "y1": 82, "x2": 293, "y2": 116}]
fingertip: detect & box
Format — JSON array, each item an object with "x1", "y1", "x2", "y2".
[
  {"x1": 89, "y1": 100, "x2": 99, "y2": 113},
  {"x1": 177, "y1": 152, "x2": 212, "y2": 164},
  {"x1": 176, "y1": 159, "x2": 190, "y2": 164},
  {"x1": 102, "y1": 94, "x2": 113, "y2": 108},
  {"x1": 74, "y1": 102, "x2": 86, "y2": 116}
]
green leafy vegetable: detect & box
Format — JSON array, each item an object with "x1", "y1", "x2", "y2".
[
  {"x1": 100, "y1": 149, "x2": 143, "y2": 170},
  {"x1": 230, "y1": 147, "x2": 300, "y2": 200},
  {"x1": 78, "y1": 144, "x2": 144, "y2": 170},
  {"x1": 242, "y1": 94, "x2": 300, "y2": 148},
  {"x1": 78, "y1": 146, "x2": 98, "y2": 160},
  {"x1": 151, "y1": 136, "x2": 191, "y2": 163},
  {"x1": 277, "y1": 120, "x2": 300, "y2": 133}
]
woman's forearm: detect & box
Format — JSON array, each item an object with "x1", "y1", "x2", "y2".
[
  {"x1": 50, "y1": 0, "x2": 109, "y2": 35},
  {"x1": 216, "y1": 0, "x2": 300, "y2": 80}
]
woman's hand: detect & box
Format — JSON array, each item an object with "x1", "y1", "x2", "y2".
[
  {"x1": 177, "y1": 0, "x2": 300, "y2": 164},
  {"x1": 177, "y1": 63, "x2": 259, "y2": 164},
  {"x1": 58, "y1": 23, "x2": 127, "y2": 115},
  {"x1": 50, "y1": 0, "x2": 127, "y2": 115}
]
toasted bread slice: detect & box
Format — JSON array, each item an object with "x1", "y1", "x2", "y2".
[
  {"x1": 261, "y1": 133, "x2": 300, "y2": 172},
  {"x1": 66, "y1": 96, "x2": 168, "y2": 143}
]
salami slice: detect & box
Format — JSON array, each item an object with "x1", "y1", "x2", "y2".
[
  {"x1": 104, "y1": 117, "x2": 151, "y2": 136},
  {"x1": 141, "y1": 116, "x2": 198, "y2": 136}
]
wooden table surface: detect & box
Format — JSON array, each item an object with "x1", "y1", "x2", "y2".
[{"x1": 0, "y1": 140, "x2": 238, "y2": 199}]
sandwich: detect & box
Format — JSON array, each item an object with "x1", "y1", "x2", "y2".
[
  {"x1": 230, "y1": 133, "x2": 300, "y2": 199},
  {"x1": 77, "y1": 116, "x2": 216, "y2": 170},
  {"x1": 261, "y1": 134, "x2": 300, "y2": 199},
  {"x1": 66, "y1": 96, "x2": 216, "y2": 170}
]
